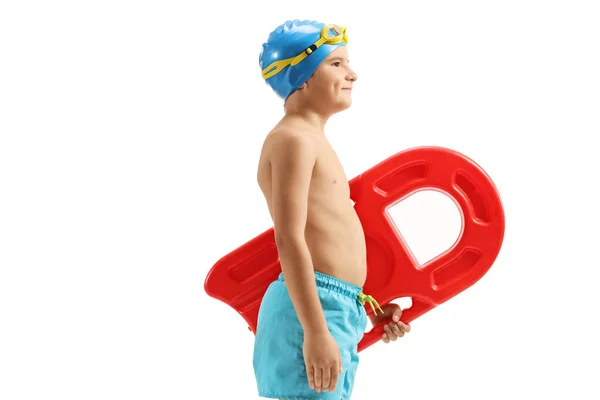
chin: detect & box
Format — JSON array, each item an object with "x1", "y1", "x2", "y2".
[
  {"x1": 339, "y1": 99, "x2": 352, "y2": 111},
  {"x1": 329, "y1": 105, "x2": 350, "y2": 115},
  {"x1": 326, "y1": 96, "x2": 352, "y2": 114}
]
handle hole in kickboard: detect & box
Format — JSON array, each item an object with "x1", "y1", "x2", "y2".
[{"x1": 386, "y1": 189, "x2": 463, "y2": 268}]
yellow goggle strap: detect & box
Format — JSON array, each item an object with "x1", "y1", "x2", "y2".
[{"x1": 261, "y1": 24, "x2": 348, "y2": 80}]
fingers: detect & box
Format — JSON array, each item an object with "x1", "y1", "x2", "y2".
[
  {"x1": 323, "y1": 364, "x2": 341, "y2": 393},
  {"x1": 322, "y1": 366, "x2": 331, "y2": 392},
  {"x1": 307, "y1": 363, "x2": 340, "y2": 393},
  {"x1": 382, "y1": 321, "x2": 411, "y2": 343},
  {"x1": 392, "y1": 307, "x2": 403, "y2": 322},
  {"x1": 383, "y1": 324, "x2": 401, "y2": 341},
  {"x1": 307, "y1": 364, "x2": 315, "y2": 390},
  {"x1": 401, "y1": 322, "x2": 411, "y2": 333},
  {"x1": 314, "y1": 366, "x2": 322, "y2": 392},
  {"x1": 329, "y1": 362, "x2": 340, "y2": 393},
  {"x1": 391, "y1": 322, "x2": 404, "y2": 338},
  {"x1": 382, "y1": 332, "x2": 391, "y2": 343}
]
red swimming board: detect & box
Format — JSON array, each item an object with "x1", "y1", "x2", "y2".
[{"x1": 204, "y1": 146, "x2": 505, "y2": 352}]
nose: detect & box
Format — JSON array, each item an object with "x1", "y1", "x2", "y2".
[{"x1": 346, "y1": 66, "x2": 358, "y2": 82}]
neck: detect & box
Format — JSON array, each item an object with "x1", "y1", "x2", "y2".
[{"x1": 283, "y1": 101, "x2": 330, "y2": 133}]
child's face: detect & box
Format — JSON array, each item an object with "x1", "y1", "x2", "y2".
[{"x1": 304, "y1": 47, "x2": 358, "y2": 112}]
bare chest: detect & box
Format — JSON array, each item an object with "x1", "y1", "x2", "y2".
[{"x1": 311, "y1": 146, "x2": 350, "y2": 198}]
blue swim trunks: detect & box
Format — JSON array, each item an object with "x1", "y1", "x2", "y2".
[{"x1": 252, "y1": 271, "x2": 372, "y2": 400}]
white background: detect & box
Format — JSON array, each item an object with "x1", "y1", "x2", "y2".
[{"x1": 1, "y1": 0, "x2": 599, "y2": 399}]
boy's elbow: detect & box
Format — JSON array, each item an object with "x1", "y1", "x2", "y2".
[{"x1": 274, "y1": 230, "x2": 306, "y2": 249}]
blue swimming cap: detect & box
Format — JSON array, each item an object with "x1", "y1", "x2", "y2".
[{"x1": 259, "y1": 20, "x2": 348, "y2": 100}]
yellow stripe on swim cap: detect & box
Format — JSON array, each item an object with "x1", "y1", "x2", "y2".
[{"x1": 261, "y1": 56, "x2": 295, "y2": 80}]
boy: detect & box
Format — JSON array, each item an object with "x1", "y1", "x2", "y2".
[{"x1": 253, "y1": 20, "x2": 411, "y2": 400}]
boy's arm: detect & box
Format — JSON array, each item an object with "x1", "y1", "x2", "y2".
[{"x1": 270, "y1": 132, "x2": 328, "y2": 334}]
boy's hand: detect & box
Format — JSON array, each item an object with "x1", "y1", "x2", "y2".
[
  {"x1": 303, "y1": 330, "x2": 342, "y2": 394},
  {"x1": 368, "y1": 303, "x2": 411, "y2": 344}
]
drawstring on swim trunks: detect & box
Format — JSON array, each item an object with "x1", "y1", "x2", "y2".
[{"x1": 357, "y1": 293, "x2": 384, "y2": 316}]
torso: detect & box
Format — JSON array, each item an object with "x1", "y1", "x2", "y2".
[{"x1": 256, "y1": 127, "x2": 367, "y2": 287}]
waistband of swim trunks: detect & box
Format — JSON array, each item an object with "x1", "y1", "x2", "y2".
[{"x1": 277, "y1": 271, "x2": 363, "y2": 300}]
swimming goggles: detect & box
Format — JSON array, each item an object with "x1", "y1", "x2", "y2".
[{"x1": 261, "y1": 24, "x2": 348, "y2": 80}]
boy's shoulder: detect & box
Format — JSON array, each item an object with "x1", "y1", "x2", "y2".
[{"x1": 263, "y1": 126, "x2": 318, "y2": 155}]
